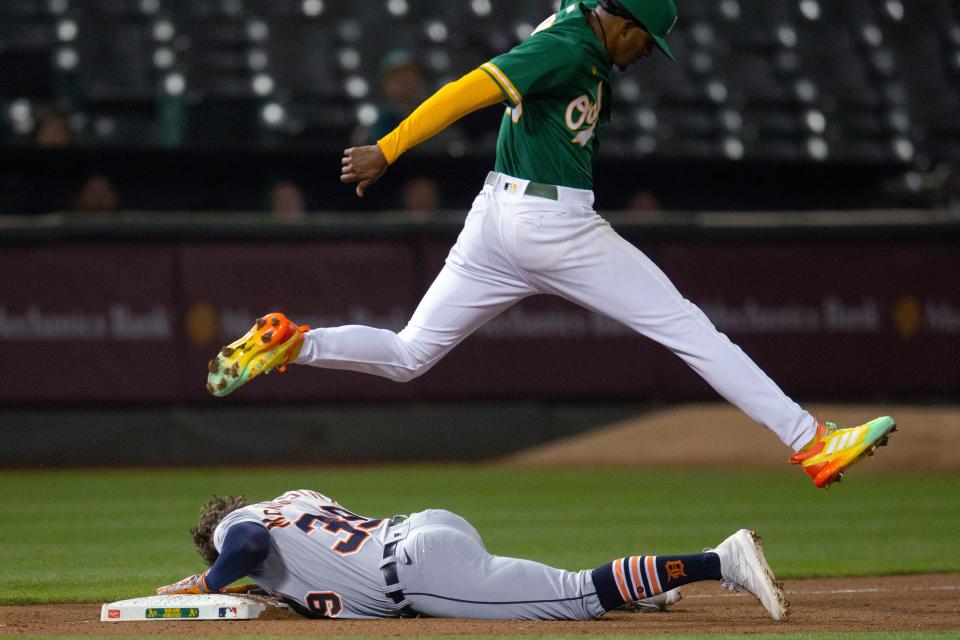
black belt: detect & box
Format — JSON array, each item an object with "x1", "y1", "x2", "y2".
[
  {"x1": 382, "y1": 516, "x2": 417, "y2": 618},
  {"x1": 484, "y1": 170, "x2": 560, "y2": 201}
]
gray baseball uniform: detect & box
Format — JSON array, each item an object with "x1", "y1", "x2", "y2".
[{"x1": 212, "y1": 489, "x2": 680, "y2": 620}]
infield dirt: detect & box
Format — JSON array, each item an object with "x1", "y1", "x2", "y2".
[
  {"x1": 2, "y1": 574, "x2": 958, "y2": 636},
  {"x1": 4, "y1": 403, "x2": 957, "y2": 636},
  {"x1": 501, "y1": 403, "x2": 960, "y2": 472}
]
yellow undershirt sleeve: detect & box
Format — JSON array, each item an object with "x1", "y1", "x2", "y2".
[{"x1": 376, "y1": 67, "x2": 505, "y2": 165}]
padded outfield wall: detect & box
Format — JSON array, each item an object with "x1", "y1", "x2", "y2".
[
  {"x1": 2, "y1": 210, "x2": 958, "y2": 405},
  {"x1": 3, "y1": 210, "x2": 958, "y2": 466}
]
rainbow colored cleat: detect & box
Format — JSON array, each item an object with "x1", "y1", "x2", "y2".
[
  {"x1": 206, "y1": 312, "x2": 308, "y2": 397},
  {"x1": 790, "y1": 416, "x2": 897, "y2": 488}
]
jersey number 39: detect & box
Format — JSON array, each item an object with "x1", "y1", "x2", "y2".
[{"x1": 294, "y1": 507, "x2": 384, "y2": 555}]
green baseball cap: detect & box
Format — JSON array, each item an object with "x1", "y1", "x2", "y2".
[{"x1": 599, "y1": 0, "x2": 678, "y2": 60}]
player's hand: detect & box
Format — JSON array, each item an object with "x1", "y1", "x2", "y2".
[
  {"x1": 221, "y1": 583, "x2": 262, "y2": 594},
  {"x1": 156, "y1": 572, "x2": 213, "y2": 595},
  {"x1": 340, "y1": 145, "x2": 388, "y2": 198}
]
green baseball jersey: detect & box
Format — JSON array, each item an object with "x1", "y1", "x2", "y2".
[{"x1": 480, "y1": 0, "x2": 612, "y2": 190}]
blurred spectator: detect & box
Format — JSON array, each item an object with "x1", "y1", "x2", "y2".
[
  {"x1": 941, "y1": 165, "x2": 960, "y2": 210},
  {"x1": 351, "y1": 50, "x2": 465, "y2": 154},
  {"x1": 31, "y1": 106, "x2": 74, "y2": 148},
  {"x1": 401, "y1": 176, "x2": 440, "y2": 221},
  {"x1": 71, "y1": 174, "x2": 118, "y2": 213},
  {"x1": 352, "y1": 50, "x2": 427, "y2": 146},
  {"x1": 270, "y1": 180, "x2": 306, "y2": 222},
  {"x1": 625, "y1": 189, "x2": 662, "y2": 216},
  {"x1": 880, "y1": 164, "x2": 960, "y2": 209}
]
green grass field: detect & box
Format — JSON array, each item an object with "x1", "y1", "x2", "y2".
[{"x1": 2, "y1": 466, "x2": 958, "y2": 606}]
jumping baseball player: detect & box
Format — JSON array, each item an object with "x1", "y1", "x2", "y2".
[
  {"x1": 157, "y1": 489, "x2": 788, "y2": 621},
  {"x1": 205, "y1": 0, "x2": 896, "y2": 488}
]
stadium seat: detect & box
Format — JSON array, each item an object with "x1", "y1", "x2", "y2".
[
  {"x1": 0, "y1": 0, "x2": 957, "y2": 166},
  {"x1": 75, "y1": 22, "x2": 157, "y2": 99},
  {"x1": 186, "y1": 95, "x2": 261, "y2": 143}
]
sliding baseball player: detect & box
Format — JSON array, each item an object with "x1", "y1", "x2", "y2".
[{"x1": 157, "y1": 489, "x2": 787, "y2": 620}]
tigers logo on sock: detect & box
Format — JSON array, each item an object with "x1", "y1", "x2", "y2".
[{"x1": 664, "y1": 560, "x2": 686, "y2": 582}]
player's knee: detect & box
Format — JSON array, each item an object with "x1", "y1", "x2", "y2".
[
  {"x1": 388, "y1": 359, "x2": 433, "y2": 383},
  {"x1": 389, "y1": 367, "x2": 421, "y2": 383},
  {"x1": 390, "y1": 331, "x2": 439, "y2": 382}
]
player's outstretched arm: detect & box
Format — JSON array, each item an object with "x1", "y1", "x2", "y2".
[
  {"x1": 156, "y1": 522, "x2": 270, "y2": 595},
  {"x1": 340, "y1": 67, "x2": 504, "y2": 198}
]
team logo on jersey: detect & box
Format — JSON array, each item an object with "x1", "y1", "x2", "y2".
[{"x1": 565, "y1": 81, "x2": 603, "y2": 147}]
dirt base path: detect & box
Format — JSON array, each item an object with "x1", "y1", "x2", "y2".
[
  {"x1": 2, "y1": 574, "x2": 957, "y2": 636},
  {"x1": 501, "y1": 403, "x2": 960, "y2": 472}
]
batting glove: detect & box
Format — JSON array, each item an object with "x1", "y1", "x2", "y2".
[{"x1": 156, "y1": 571, "x2": 213, "y2": 595}]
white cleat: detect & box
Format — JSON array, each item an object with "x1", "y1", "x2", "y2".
[
  {"x1": 626, "y1": 587, "x2": 682, "y2": 612},
  {"x1": 710, "y1": 529, "x2": 789, "y2": 621}
]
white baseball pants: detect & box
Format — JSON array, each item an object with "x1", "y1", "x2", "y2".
[{"x1": 295, "y1": 171, "x2": 816, "y2": 449}]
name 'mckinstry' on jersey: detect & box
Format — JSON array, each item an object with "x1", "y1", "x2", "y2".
[
  {"x1": 213, "y1": 489, "x2": 395, "y2": 618},
  {"x1": 480, "y1": 0, "x2": 613, "y2": 190}
]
